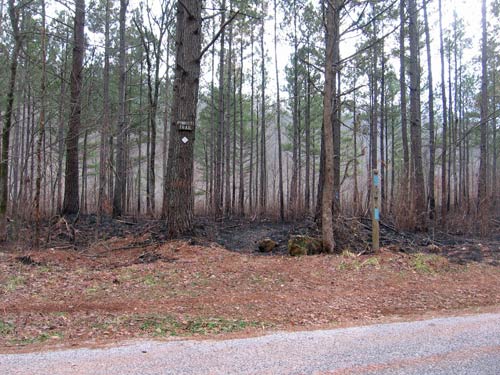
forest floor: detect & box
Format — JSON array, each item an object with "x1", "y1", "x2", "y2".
[{"x1": 0, "y1": 216, "x2": 499, "y2": 352}]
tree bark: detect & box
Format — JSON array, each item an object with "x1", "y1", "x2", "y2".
[
  {"x1": 238, "y1": 38, "x2": 245, "y2": 215},
  {"x1": 98, "y1": 0, "x2": 111, "y2": 219},
  {"x1": 289, "y1": 0, "x2": 299, "y2": 217},
  {"x1": 165, "y1": 0, "x2": 202, "y2": 237},
  {"x1": 380, "y1": 45, "x2": 385, "y2": 214},
  {"x1": 224, "y1": 11, "x2": 233, "y2": 216},
  {"x1": 0, "y1": 0, "x2": 22, "y2": 240},
  {"x1": 62, "y1": 0, "x2": 85, "y2": 216},
  {"x1": 248, "y1": 30, "x2": 254, "y2": 213},
  {"x1": 423, "y1": 0, "x2": 435, "y2": 221},
  {"x1": 274, "y1": 0, "x2": 284, "y2": 220},
  {"x1": 408, "y1": 0, "x2": 426, "y2": 229},
  {"x1": 321, "y1": 0, "x2": 342, "y2": 253},
  {"x1": 113, "y1": 0, "x2": 129, "y2": 217},
  {"x1": 399, "y1": 0, "x2": 410, "y2": 192},
  {"x1": 305, "y1": 45, "x2": 311, "y2": 214},
  {"x1": 477, "y1": 0, "x2": 488, "y2": 212},
  {"x1": 35, "y1": 0, "x2": 47, "y2": 246},
  {"x1": 161, "y1": 46, "x2": 171, "y2": 218},
  {"x1": 214, "y1": 0, "x2": 226, "y2": 218},
  {"x1": 259, "y1": 0, "x2": 267, "y2": 214},
  {"x1": 438, "y1": 0, "x2": 448, "y2": 223}
]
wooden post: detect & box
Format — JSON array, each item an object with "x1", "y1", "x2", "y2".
[{"x1": 372, "y1": 169, "x2": 380, "y2": 252}]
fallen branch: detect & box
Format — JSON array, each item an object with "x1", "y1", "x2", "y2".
[{"x1": 115, "y1": 219, "x2": 136, "y2": 226}]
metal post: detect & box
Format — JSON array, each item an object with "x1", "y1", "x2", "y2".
[{"x1": 372, "y1": 169, "x2": 380, "y2": 252}]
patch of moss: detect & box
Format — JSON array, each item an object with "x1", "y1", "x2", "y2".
[{"x1": 288, "y1": 235, "x2": 323, "y2": 256}]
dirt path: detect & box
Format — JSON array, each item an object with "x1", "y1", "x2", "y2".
[{"x1": 1, "y1": 313, "x2": 499, "y2": 374}]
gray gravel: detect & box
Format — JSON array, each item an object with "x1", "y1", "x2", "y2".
[{"x1": 1, "y1": 313, "x2": 499, "y2": 375}]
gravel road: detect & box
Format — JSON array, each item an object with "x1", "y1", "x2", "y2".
[{"x1": 1, "y1": 313, "x2": 499, "y2": 374}]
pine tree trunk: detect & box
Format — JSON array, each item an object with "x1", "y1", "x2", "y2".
[
  {"x1": 353, "y1": 90, "x2": 359, "y2": 214},
  {"x1": 0, "y1": 0, "x2": 22, "y2": 239},
  {"x1": 29, "y1": 91, "x2": 35, "y2": 206},
  {"x1": 274, "y1": 0, "x2": 284, "y2": 220},
  {"x1": 137, "y1": 130, "x2": 142, "y2": 215},
  {"x1": 321, "y1": 0, "x2": 342, "y2": 253},
  {"x1": 62, "y1": 0, "x2": 85, "y2": 216},
  {"x1": 399, "y1": 0, "x2": 410, "y2": 193},
  {"x1": 289, "y1": 0, "x2": 299, "y2": 217},
  {"x1": 19, "y1": 88, "x2": 29, "y2": 213},
  {"x1": 98, "y1": 0, "x2": 111, "y2": 219},
  {"x1": 15, "y1": 89, "x2": 26, "y2": 215},
  {"x1": 238, "y1": 40, "x2": 245, "y2": 215},
  {"x1": 34, "y1": 0, "x2": 47, "y2": 246},
  {"x1": 369, "y1": 2, "x2": 378, "y2": 204},
  {"x1": 453, "y1": 18, "x2": 459, "y2": 209},
  {"x1": 423, "y1": 0, "x2": 435, "y2": 221},
  {"x1": 255, "y1": 100, "x2": 259, "y2": 211},
  {"x1": 232, "y1": 64, "x2": 237, "y2": 215},
  {"x1": 209, "y1": 26, "x2": 216, "y2": 213},
  {"x1": 165, "y1": 0, "x2": 202, "y2": 237},
  {"x1": 333, "y1": 67, "x2": 341, "y2": 214},
  {"x1": 81, "y1": 129, "x2": 88, "y2": 214},
  {"x1": 113, "y1": 0, "x2": 128, "y2": 217},
  {"x1": 492, "y1": 62, "x2": 498, "y2": 208},
  {"x1": 259, "y1": 0, "x2": 267, "y2": 214},
  {"x1": 11, "y1": 98, "x2": 20, "y2": 211},
  {"x1": 224, "y1": 16, "x2": 233, "y2": 216},
  {"x1": 248, "y1": 31, "x2": 254, "y2": 213},
  {"x1": 477, "y1": 0, "x2": 488, "y2": 211},
  {"x1": 408, "y1": 0, "x2": 426, "y2": 229},
  {"x1": 305, "y1": 54, "x2": 311, "y2": 214},
  {"x1": 380, "y1": 46, "x2": 385, "y2": 215},
  {"x1": 161, "y1": 47, "x2": 171, "y2": 218},
  {"x1": 55, "y1": 33, "x2": 68, "y2": 215},
  {"x1": 447, "y1": 72, "x2": 454, "y2": 210},
  {"x1": 214, "y1": 0, "x2": 226, "y2": 218},
  {"x1": 438, "y1": 0, "x2": 448, "y2": 224},
  {"x1": 390, "y1": 98, "x2": 396, "y2": 213}
]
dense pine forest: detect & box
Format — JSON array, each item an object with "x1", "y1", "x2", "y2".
[
  {"x1": 0, "y1": 0, "x2": 498, "y2": 246},
  {"x1": 1, "y1": 0, "x2": 500, "y2": 355}
]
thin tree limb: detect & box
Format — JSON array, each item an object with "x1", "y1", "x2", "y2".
[{"x1": 198, "y1": 10, "x2": 240, "y2": 60}]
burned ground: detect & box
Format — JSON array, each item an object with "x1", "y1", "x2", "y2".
[{"x1": 0, "y1": 216, "x2": 498, "y2": 352}]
